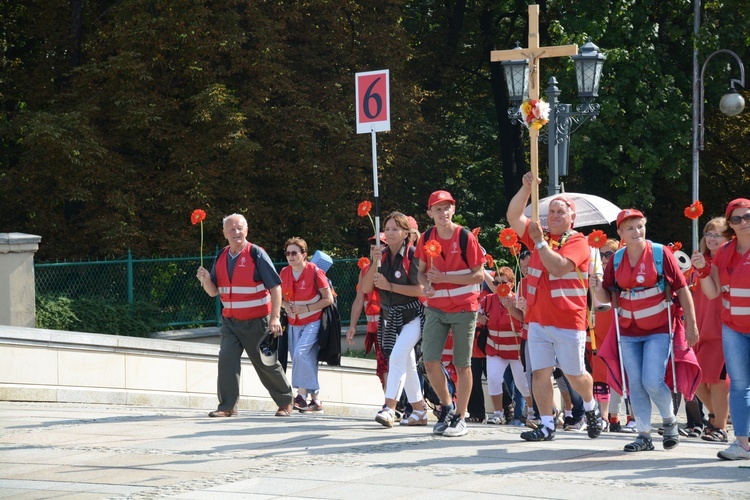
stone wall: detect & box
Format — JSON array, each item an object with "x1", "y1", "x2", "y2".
[
  {"x1": 0, "y1": 233, "x2": 41, "y2": 328},
  {"x1": 0, "y1": 325, "x2": 384, "y2": 416}
]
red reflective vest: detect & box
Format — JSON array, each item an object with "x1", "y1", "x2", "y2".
[
  {"x1": 416, "y1": 226, "x2": 482, "y2": 313},
  {"x1": 481, "y1": 293, "x2": 522, "y2": 360},
  {"x1": 614, "y1": 243, "x2": 671, "y2": 331},
  {"x1": 361, "y1": 266, "x2": 381, "y2": 334},
  {"x1": 216, "y1": 245, "x2": 271, "y2": 320},
  {"x1": 525, "y1": 233, "x2": 588, "y2": 311},
  {"x1": 714, "y1": 238, "x2": 750, "y2": 333},
  {"x1": 280, "y1": 262, "x2": 327, "y2": 326}
]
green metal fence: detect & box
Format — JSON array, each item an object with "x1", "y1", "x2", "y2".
[{"x1": 35, "y1": 250, "x2": 362, "y2": 330}]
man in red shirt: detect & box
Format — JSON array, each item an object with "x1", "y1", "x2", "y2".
[
  {"x1": 506, "y1": 174, "x2": 601, "y2": 442},
  {"x1": 417, "y1": 190, "x2": 485, "y2": 437}
]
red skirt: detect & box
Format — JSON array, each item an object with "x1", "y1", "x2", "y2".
[{"x1": 694, "y1": 338, "x2": 726, "y2": 384}]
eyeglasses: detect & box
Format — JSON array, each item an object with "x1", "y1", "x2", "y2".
[
  {"x1": 602, "y1": 251, "x2": 614, "y2": 259},
  {"x1": 729, "y1": 213, "x2": 750, "y2": 225},
  {"x1": 285, "y1": 250, "x2": 300, "y2": 257},
  {"x1": 703, "y1": 232, "x2": 723, "y2": 239},
  {"x1": 493, "y1": 281, "x2": 510, "y2": 286}
]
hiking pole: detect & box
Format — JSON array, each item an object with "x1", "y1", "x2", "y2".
[
  {"x1": 612, "y1": 293, "x2": 631, "y2": 416},
  {"x1": 666, "y1": 290, "x2": 678, "y2": 394}
]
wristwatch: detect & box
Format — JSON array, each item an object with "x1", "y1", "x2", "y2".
[{"x1": 535, "y1": 240, "x2": 547, "y2": 250}]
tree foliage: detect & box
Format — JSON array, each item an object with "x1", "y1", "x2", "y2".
[{"x1": 1, "y1": 0, "x2": 748, "y2": 261}]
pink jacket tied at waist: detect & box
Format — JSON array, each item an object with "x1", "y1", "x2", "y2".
[{"x1": 597, "y1": 312, "x2": 702, "y2": 401}]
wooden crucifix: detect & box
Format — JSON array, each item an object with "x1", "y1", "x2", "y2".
[{"x1": 490, "y1": 4, "x2": 577, "y2": 221}]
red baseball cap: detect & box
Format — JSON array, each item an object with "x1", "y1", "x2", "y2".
[
  {"x1": 616, "y1": 208, "x2": 645, "y2": 228},
  {"x1": 549, "y1": 196, "x2": 577, "y2": 215},
  {"x1": 725, "y1": 198, "x2": 750, "y2": 218},
  {"x1": 406, "y1": 215, "x2": 419, "y2": 230},
  {"x1": 428, "y1": 190, "x2": 456, "y2": 209}
]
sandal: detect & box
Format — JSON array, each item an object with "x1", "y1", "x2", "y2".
[
  {"x1": 274, "y1": 406, "x2": 292, "y2": 417},
  {"x1": 375, "y1": 406, "x2": 395, "y2": 428},
  {"x1": 400, "y1": 409, "x2": 428, "y2": 426},
  {"x1": 465, "y1": 416, "x2": 486, "y2": 424},
  {"x1": 208, "y1": 410, "x2": 237, "y2": 417},
  {"x1": 624, "y1": 434, "x2": 654, "y2": 452},
  {"x1": 487, "y1": 414, "x2": 503, "y2": 425},
  {"x1": 662, "y1": 419, "x2": 680, "y2": 450},
  {"x1": 701, "y1": 428, "x2": 729, "y2": 443},
  {"x1": 687, "y1": 425, "x2": 704, "y2": 438}
]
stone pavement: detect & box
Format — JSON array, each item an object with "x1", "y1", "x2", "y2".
[{"x1": 0, "y1": 402, "x2": 747, "y2": 499}]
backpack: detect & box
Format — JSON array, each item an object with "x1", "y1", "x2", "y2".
[
  {"x1": 419, "y1": 363, "x2": 457, "y2": 411},
  {"x1": 313, "y1": 266, "x2": 341, "y2": 366},
  {"x1": 612, "y1": 241, "x2": 665, "y2": 292},
  {"x1": 422, "y1": 226, "x2": 471, "y2": 267}
]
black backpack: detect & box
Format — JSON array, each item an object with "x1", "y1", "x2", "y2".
[
  {"x1": 422, "y1": 226, "x2": 471, "y2": 267},
  {"x1": 314, "y1": 270, "x2": 341, "y2": 366}
]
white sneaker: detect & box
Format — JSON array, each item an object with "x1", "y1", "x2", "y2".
[
  {"x1": 443, "y1": 414, "x2": 468, "y2": 437},
  {"x1": 717, "y1": 441, "x2": 750, "y2": 461},
  {"x1": 622, "y1": 420, "x2": 637, "y2": 433}
]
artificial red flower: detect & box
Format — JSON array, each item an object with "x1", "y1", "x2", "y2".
[
  {"x1": 510, "y1": 243, "x2": 522, "y2": 256},
  {"x1": 587, "y1": 230, "x2": 607, "y2": 249},
  {"x1": 357, "y1": 257, "x2": 370, "y2": 269},
  {"x1": 191, "y1": 208, "x2": 207, "y2": 267},
  {"x1": 499, "y1": 228, "x2": 518, "y2": 248},
  {"x1": 485, "y1": 254, "x2": 495, "y2": 269},
  {"x1": 497, "y1": 283, "x2": 512, "y2": 297},
  {"x1": 191, "y1": 209, "x2": 206, "y2": 225},
  {"x1": 424, "y1": 239, "x2": 442, "y2": 259},
  {"x1": 471, "y1": 227, "x2": 481, "y2": 238},
  {"x1": 357, "y1": 200, "x2": 376, "y2": 233},
  {"x1": 357, "y1": 201, "x2": 372, "y2": 217},
  {"x1": 282, "y1": 289, "x2": 293, "y2": 303},
  {"x1": 684, "y1": 201, "x2": 704, "y2": 220}
]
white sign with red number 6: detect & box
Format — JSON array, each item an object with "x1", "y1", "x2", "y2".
[{"x1": 355, "y1": 69, "x2": 390, "y2": 134}]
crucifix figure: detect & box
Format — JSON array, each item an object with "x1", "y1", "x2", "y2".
[{"x1": 490, "y1": 4, "x2": 577, "y2": 220}]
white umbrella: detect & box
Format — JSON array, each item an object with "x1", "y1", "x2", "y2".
[{"x1": 524, "y1": 192, "x2": 621, "y2": 228}]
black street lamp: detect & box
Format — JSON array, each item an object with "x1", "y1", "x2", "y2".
[
  {"x1": 691, "y1": 49, "x2": 746, "y2": 249},
  {"x1": 503, "y1": 39, "x2": 606, "y2": 196}
]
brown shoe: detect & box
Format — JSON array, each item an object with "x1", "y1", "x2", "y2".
[
  {"x1": 208, "y1": 410, "x2": 237, "y2": 417},
  {"x1": 275, "y1": 405, "x2": 292, "y2": 417}
]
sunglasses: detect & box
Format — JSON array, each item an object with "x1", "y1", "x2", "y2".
[
  {"x1": 729, "y1": 213, "x2": 750, "y2": 225},
  {"x1": 602, "y1": 251, "x2": 614, "y2": 258},
  {"x1": 285, "y1": 250, "x2": 301, "y2": 257}
]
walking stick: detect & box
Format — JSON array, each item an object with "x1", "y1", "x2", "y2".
[
  {"x1": 666, "y1": 288, "x2": 678, "y2": 394},
  {"x1": 612, "y1": 293, "x2": 631, "y2": 416}
]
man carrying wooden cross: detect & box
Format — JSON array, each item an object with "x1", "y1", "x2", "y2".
[{"x1": 507, "y1": 173, "x2": 601, "y2": 441}]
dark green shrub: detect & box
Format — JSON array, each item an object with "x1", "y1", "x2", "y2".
[
  {"x1": 36, "y1": 295, "x2": 161, "y2": 337},
  {"x1": 36, "y1": 295, "x2": 79, "y2": 331}
]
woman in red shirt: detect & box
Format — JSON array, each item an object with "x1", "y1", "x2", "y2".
[
  {"x1": 690, "y1": 217, "x2": 730, "y2": 443},
  {"x1": 280, "y1": 238, "x2": 334, "y2": 413}
]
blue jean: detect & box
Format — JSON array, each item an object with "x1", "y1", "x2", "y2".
[
  {"x1": 556, "y1": 372, "x2": 584, "y2": 420},
  {"x1": 288, "y1": 320, "x2": 321, "y2": 393},
  {"x1": 722, "y1": 325, "x2": 750, "y2": 438},
  {"x1": 620, "y1": 333, "x2": 674, "y2": 433}
]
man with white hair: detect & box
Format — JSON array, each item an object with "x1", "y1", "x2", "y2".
[
  {"x1": 506, "y1": 174, "x2": 600, "y2": 442},
  {"x1": 196, "y1": 213, "x2": 294, "y2": 417}
]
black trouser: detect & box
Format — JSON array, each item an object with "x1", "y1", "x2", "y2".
[{"x1": 467, "y1": 357, "x2": 487, "y2": 418}]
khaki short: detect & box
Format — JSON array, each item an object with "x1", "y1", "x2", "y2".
[{"x1": 421, "y1": 307, "x2": 477, "y2": 368}]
